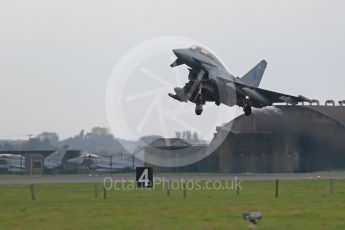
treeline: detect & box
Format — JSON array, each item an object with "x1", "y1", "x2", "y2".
[{"x1": 0, "y1": 127, "x2": 206, "y2": 154}]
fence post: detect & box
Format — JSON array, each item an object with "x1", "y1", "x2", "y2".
[
  {"x1": 275, "y1": 179, "x2": 279, "y2": 198},
  {"x1": 29, "y1": 184, "x2": 36, "y2": 201},
  {"x1": 330, "y1": 179, "x2": 334, "y2": 194},
  {"x1": 103, "y1": 186, "x2": 107, "y2": 199},
  {"x1": 110, "y1": 155, "x2": 113, "y2": 176},
  {"x1": 166, "y1": 180, "x2": 171, "y2": 197},
  {"x1": 94, "y1": 183, "x2": 98, "y2": 198},
  {"x1": 236, "y1": 182, "x2": 240, "y2": 195},
  {"x1": 235, "y1": 177, "x2": 240, "y2": 195},
  {"x1": 182, "y1": 182, "x2": 187, "y2": 199}
]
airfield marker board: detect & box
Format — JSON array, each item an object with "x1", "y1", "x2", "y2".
[{"x1": 136, "y1": 167, "x2": 153, "y2": 188}]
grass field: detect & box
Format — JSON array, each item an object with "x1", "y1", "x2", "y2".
[{"x1": 1, "y1": 179, "x2": 345, "y2": 230}]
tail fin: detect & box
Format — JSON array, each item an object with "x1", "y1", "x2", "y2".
[
  {"x1": 45, "y1": 145, "x2": 68, "y2": 162},
  {"x1": 240, "y1": 60, "x2": 267, "y2": 87}
]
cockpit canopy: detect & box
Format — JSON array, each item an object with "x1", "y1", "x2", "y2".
[
  {"x1": 190, "y1": 45, "x2": 222, "y2": 65},
  {"x1": 190, "y1": 45, "x2": 209, "y2": 54}
]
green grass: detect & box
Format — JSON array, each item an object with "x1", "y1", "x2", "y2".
[{"x1": 1, "y1": 179, "x2": 345, "y2": 229}]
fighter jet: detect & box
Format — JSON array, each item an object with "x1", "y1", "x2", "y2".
[
  {"x1": 44, "y1": 145, "x2": 69, "y2": 170},
  {"x1": 67, "y1": 152, "x2": 134, "y2": 172},
  {"x1": 0, "y1": 154, "x2": 25, "y2": 173},
  {"x1": 169, "y1": 45, "x2": 310, "y2": 116},
  {"x1": 0, "y1": 146, "x2": 69, "y2": 173}
]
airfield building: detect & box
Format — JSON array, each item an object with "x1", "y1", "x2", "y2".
[
  {"x1": 0, "y1": 150, "x2": 80, "y2": 174},
  {"x1": 144, "y1": 138, "x2": 217, "y2": 172},
  {"x1": 213, "y1": 101, "x2": 345, "y2": 173},
  {"x1": 145, "y1": 100, "x2": 345, "y2": 173}
]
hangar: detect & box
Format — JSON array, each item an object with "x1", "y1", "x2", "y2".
[
  {"x1": 146, "y1": 100, "x2": 345, "y2": 173},
  {"x1": 213, "y1": 100, "x2": 345, "y2": 173}
]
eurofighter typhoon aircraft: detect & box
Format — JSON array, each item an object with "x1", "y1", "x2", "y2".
[
  {"x1": 44, "y1": 145, "x2": 69, "y2": 170},
  {"x1": 169, "y1": 45, "x2": 310, "y2": 116},
  {"x1": 68, "y1": 153, "x2": 134, "y2": 172}
]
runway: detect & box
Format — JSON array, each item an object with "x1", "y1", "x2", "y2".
[{"x1": 1, "y1": 172, "x2": 345, "y2": 185}]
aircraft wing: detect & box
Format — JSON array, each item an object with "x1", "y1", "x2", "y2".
[{"x1": 233, "y1": 81, "x2": 311, "y2": 106}]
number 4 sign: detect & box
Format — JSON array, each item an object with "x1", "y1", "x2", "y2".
[{"x1": 136, "y1": 167, "x2": 153, "y2": 188}]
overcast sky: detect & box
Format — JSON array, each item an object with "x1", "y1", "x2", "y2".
[{"x1": 0, "y1": 0, "x2": 344, "y2": 140}]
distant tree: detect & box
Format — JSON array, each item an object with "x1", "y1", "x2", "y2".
[
  {"x1": 37, "y1": 132, "x2": 59, "y2": 146},
  {"x1": 2, "y1": 142, "x2": 14, "y2": 150},
  {"x1": 78, "y1": 129, "x2": 85, "y2": 139},
  {"x1": 192, "y1": 132, "x2": 199, "y2": 143},
  {"x1": 61, "y1": 127, "x2": 124, "y2": 154},
  {"x1": 175, "y1": 132, "x2": 181, "y2": 138},
  {"x1": 91, "y1": 127, "x2": 110, "y2": 136},
  {"x1": 185, "y1": 131, "x2": 192, "y2": 142},
  {"x1": 22, "y1": 138, "x2": 54, "y2": 150}
]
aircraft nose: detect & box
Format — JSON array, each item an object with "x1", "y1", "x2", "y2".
[{"x1": 172, "y1": 48, "x2": 187, "y2": 58}]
